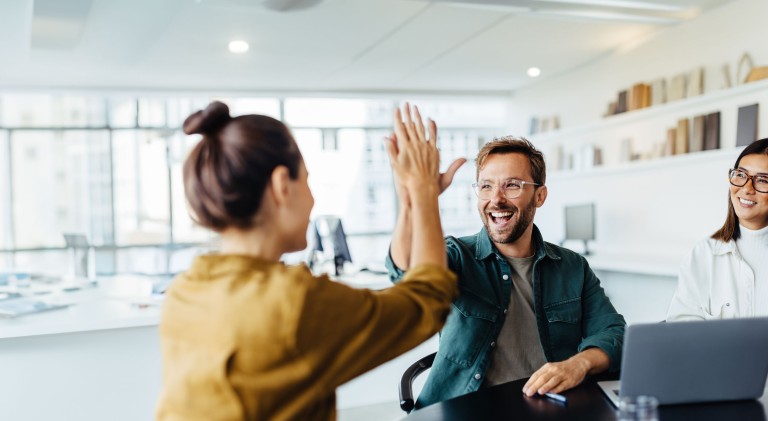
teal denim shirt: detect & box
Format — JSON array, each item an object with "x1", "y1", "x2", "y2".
[{"x1": 386, "y1": 224, "x2": 626, "y2": 409}]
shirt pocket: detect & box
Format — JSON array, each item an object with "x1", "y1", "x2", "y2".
[
  {"x1": 702, "y1": 302, "x2": 735, "y2": 319},
  {"x1": 439, "y1": 298, "x2": 498, "y2": 367},
  {"x1": 544, "y1": 297, "x2": 583, "y2": 350}
]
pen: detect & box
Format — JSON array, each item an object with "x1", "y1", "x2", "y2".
[{"x1": 544, "y1": 392, "x2": 568, "y2": 403}]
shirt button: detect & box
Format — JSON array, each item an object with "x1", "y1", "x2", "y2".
[
  {"x1": 502, "y1": 274, "x2": 509, "y2": 281},
  {"x1": 474, "y1": 373, "x2": 482, "y2": 380},
  {"x1": 490, "y1": 341, "x2": 496, "y2": 348}
]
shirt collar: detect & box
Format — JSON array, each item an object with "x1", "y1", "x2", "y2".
[
  {"x1": 712, "y1": 239, "x2": 737, "y2": 256},
  {"x1": 186, "y1": 253, "x2": 275, "y2": 278}
]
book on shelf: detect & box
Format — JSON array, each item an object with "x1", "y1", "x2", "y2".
[
  {"x1": 578, "y1": 144, "x2": 602, "y2": 169},
  {"x1": 650, "y1": 78, "x2": 666, "y2": 106},
  {"x1": 704, "y1": 112, "x2": 721, "y2": 150},
  {"x1": 619, "y1": 138, "x2": 633, "y2": 162},
  {"x1": 593, "y1": 147, "x2": 603, "y2": 167},
  {"x1": 616, "y1": 90, "x2": 628, "y2": 114},
  {"x1": 628, "y1": 83, "x2": 651, "y2": 111},
  {"x1": 547, "y1": 145, "x2": 564, "y2": 171},
  {"x1": 736, "y1": 103, "x2": 759, "y2": 147},
  {"x1": 686, "y1": 67, "x2": 705, "y2": 97},
  {"x1": 668, "y1": 74, "x2": 687, "y2": 101},
  {"x1": 690, "y1": 115, "x2": 706, "y2": 153},
  {"x1": 721, "y1": 64, "x2": 733, "y2": 89},
  {"x1": 529, "y1": 117, "x2": 538, "y2": 136},
  {"x1": 540, "y1": 118, "x2": 550, "y2": 133},
  {"x1": 665, "y1": 128, "x2": 676, "y2": 156},
  {"x1": 675, "y1": 118, "x2": 689, "y2": 155}
]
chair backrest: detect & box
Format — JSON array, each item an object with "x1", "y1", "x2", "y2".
[{"x1": 399, "y1": 352, "x2": 436, "y2": 413}]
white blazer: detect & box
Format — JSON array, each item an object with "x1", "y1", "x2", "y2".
[{"x1": 666, "y1": 238, "x2": 756, "y2": 321}]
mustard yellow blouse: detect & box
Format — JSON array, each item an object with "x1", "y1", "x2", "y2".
[{"x1": 156, "y1": 255, "x2": 457, "y2": 420}]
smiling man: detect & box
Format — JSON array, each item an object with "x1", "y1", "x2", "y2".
[{"x1": 386, "y1": 136, "x2": 626, "y2": 409}]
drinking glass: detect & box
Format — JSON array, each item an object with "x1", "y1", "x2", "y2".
[{"x1": 618, "y1": 395, "x2": 658, "y2": 421}]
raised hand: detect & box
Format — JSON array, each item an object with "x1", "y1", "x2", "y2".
[
  {"x1": 386, "y1": 102, "x2": 462, "y2": 270},
  {"x1": 385, "y1": 103, "x2": 466, "y2": 204}
]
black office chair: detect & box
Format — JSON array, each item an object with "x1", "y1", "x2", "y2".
[{"x1": 399, "y1": 352, "x2": 436, "y2": 413}]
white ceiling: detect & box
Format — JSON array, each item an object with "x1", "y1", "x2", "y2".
[{"x1": 0, "y1": 0, "x2": 736, "y2": 95}]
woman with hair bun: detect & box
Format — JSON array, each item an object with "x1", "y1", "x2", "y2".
[
  {"x1": 667, "y1": 138, "x2": 768, "y2": 321},
  {"x1": 156, "y1": 101, "x2": 458, "y2": 420}
]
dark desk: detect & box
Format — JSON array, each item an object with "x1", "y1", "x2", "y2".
[{"x1": 403, "y1": 373, "x2": 768, "y2": 421}]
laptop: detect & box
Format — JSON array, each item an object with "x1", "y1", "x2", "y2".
[{"x1": 599, "y1": 317, "x2": 768, "y2": 406}]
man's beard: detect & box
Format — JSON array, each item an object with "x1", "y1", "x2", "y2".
[{"x1": 482, "y1": 196, "x2": 536, "y2": 244}]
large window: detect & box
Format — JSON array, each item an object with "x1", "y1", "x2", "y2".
[
  {"x1": 112, "y1": 130, "x2": 171, "y2": 245},
  {"x1": 0, "y1": 94, "x2": 505, "y2": 273},
  {"x1": 0, "y1": 130, "x2": 10, "y2": 252},
  {"x1": 11, "y1": 129, "x2": 112, "y2": 248}
]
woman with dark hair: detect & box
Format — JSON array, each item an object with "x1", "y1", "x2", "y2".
[
  {"x1": 156, "y1": 101, "x2": 458, "y2": 420},
  {"x1": 667, "y1": 138, "x2": 768, "y2": 321}
]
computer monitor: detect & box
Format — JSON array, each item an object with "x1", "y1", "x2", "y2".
[
  {"x1": 564, "y1": 203, "x2": 595, "y2": 255},
  {"x1": 63, "y1": 233, "x2": 90, "y2": 279},
  {"x1": 307, "y1": 216, "x2": 352, "y2": 276}
]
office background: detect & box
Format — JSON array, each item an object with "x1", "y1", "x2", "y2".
[{"x1": 0, "y1": 0, "x2": 767, "y2": 419}]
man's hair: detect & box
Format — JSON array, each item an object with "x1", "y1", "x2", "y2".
[
  {"x1": 475, "y1": 136, "x2": 546, "y2": 185},
  {"x1": 712, "y1": 137, "x2": 768, "y2": 242}
]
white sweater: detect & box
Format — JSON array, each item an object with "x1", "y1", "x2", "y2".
[
  {"x1": 666, "y1": 228, "x2": 767, "y2": 321},
  {"x1": 736, "y1": 225, "x2": 768, "y2": 315}
]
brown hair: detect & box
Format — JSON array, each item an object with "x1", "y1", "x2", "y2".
[
  {"x1": 712, "y1": 137, "x2": 768, "y2": 242},
  {"x1": 182, "y1": 101, "x2": 302, "y2": 232},
  {"x1": 475, "y1": 136, "x2": 546, "y2": 185}
]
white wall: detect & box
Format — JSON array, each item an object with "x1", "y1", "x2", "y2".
[{"x1": 508, "y1": 0, "x2": 768, "y2": 132}]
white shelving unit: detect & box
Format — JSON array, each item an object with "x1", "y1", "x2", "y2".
[
  {"x1": 535, "y1": 79, "x2": 768, "y2": 143},
  {"x1": 532, "y1": 78, "x2": 768, "y2": 176},
  {"x1": 530, "y1": 79, "x2": 768, "y2": 277}
]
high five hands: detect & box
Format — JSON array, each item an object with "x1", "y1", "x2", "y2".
[{"x1": 385, "y1": 102, "x2": 467, "y2": 204}]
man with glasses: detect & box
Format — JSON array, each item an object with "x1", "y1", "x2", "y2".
[
  {"x1": 387, "y1": 136, "x2": 625, "y2": 409},
  {"x1": 667, "y1": 138, "x2": 768, "y2": 321}
]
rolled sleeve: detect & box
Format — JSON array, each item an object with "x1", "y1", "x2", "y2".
[
  {"x1": 577, "y1": 261, "x2": 626, "y2": 372},
  {"x1": 296, "y1": 263, "x2": 458, "y2": 389},
  {"x1": 385, "y1": 246, "x2": 409, "y2": 284}
]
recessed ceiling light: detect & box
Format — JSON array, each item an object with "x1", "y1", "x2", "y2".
[
  {"x1": 228, "y1": 40, "x2": 249, "y2": 54},
  {"x1": 527, "y1": 67, "x2": 541, "y2": 78}
]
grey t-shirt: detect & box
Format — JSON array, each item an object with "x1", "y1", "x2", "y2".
[{"x1": 482, "y1": 254, "x2": 547, "y2": 387}]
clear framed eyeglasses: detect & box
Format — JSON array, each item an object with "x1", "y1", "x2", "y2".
[{"x1": 471, "y1": 179, "x2": 541, "y2": 200}]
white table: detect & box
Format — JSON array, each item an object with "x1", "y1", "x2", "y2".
[
  {"x1": 0, "y1": 286, "x2": 163, "y2": 421},
  {"x1": 0, "y1": 272, "x2": 409, "y2": 421}
]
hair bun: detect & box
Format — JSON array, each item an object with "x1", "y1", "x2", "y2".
[{"x1": 183, "y1": 101, "x2": 231, "y2": 136}]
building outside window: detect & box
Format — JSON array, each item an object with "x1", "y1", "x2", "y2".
[{"x1": 0, "y1": 94, "x2": 506, "y2": 274}]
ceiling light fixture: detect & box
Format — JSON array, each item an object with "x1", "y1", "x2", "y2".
[
  {"x1": 527, "y1": 67, "x2": 541, "y2": 78},
  {"x1": 536, "y1": 0, "x2": 685, "y2": 12},
  {"x1": 532, "y1": 9, "x2": 678, "y2": 24},
  {"x1": 442, "y1": 2, "x2": 530, "y2": 13},
  {"x1": 228, "y1": 40, "x2": 249, "y2": 54}
]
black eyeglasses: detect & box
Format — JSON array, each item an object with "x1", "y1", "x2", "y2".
[
  {"x1": 472, "y1": 179, "x2": 541, "y2": 200},
  {"x1": 729, "y1": 169, "x2": 768, "y2": 193}
]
